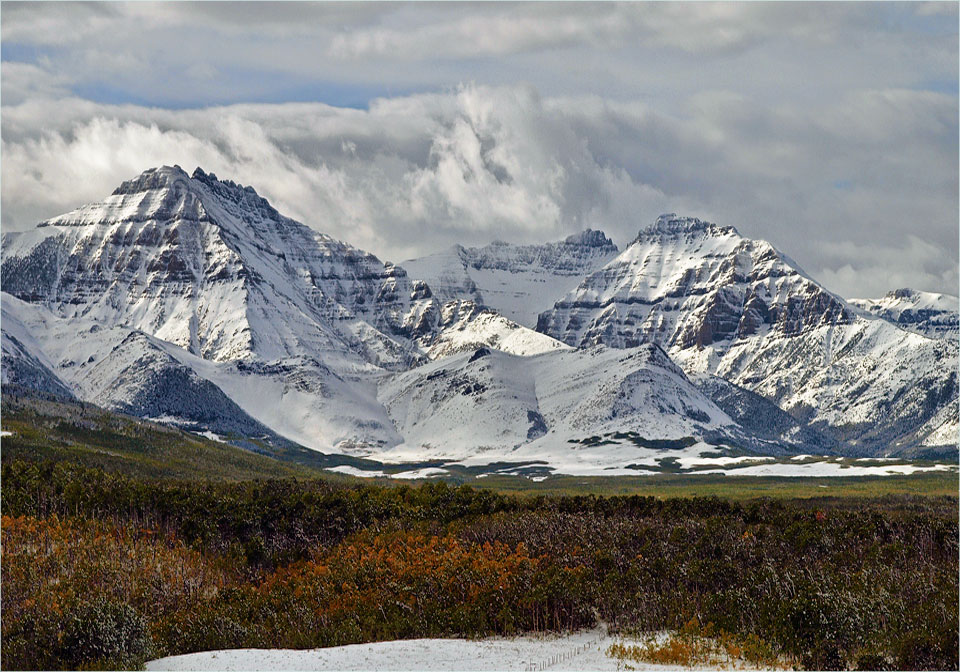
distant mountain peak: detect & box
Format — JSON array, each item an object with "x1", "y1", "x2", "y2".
[
  {"x1": 849, "y1": 287, "x2": 958, "y2": 339},
  {"x1": 563, "y1": 228, "x2": 614, "y2": 247}
]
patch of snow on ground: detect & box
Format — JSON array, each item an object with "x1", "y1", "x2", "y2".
[
  {"x1": 147, "y1": 629, "x2": 614, "y2": 671},
  {"x1": 196, "y1": 431, "x2": 226, "y2": 443},
  {"x1": 325, "y1": 465, "x2": 388, "y2": 478},
  {"x1": 391, "y1": 467, "x2": 449, "y2": 479},
  {"x1": 146, "y1": 628, "x2": 781, "y2": 671},
  {"x1": 698, "y1": 462, "x2": 956, "y2": 477},
  {"x1": 0, "y1": 430, "x2": 13, "y2": 438},
  {"x1": 675, "y1": 454, "x2": 776, "y2": 468}
]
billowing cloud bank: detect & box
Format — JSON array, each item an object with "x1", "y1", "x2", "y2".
[{"x1": 2, "y1": 2, "x2": 957, "y2": 298}]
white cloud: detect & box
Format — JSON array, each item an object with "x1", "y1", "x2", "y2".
[
  {"x1": 819, "y1": 236, "x2": 959, "y2": 301},
  {"x1": 2, "y1": 2, "x2": 954, "y2": 109},
  {"x1": 1, "y1": 82, "x2": 955, "y2": 299},
  {"x1": 0, "y1": 62, "x2": 70, "y2": 106},
  {"x1": 0, "y1": 2, "x2": 956, "y2": 299}
]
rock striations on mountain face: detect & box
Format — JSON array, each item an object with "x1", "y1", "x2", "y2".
[
  {"x1": 537, "y1": 214, "x2": 853, "y2": 350},
  {"x1": 402, "y1": 229, "x2": 619, "y2": 327},
  {"x1": 0, "y1": 167, "x2": 619, "y2": 459},
  {"x1": 850, "y1": 289, "x2": 959, "y2": 339},
  {"x1": 1, "y1": 166, "x2": 436, "y2": 369},
  {"x1": 536, "y1": 214, "x2": 958, "y2": 455},
  {"x1": 2, "y1": 172, "x2": 956, "y2": 463}
]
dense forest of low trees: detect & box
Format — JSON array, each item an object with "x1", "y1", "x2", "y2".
[{"x1": 2, "y1": 460, "x2": 957, "y2": 670}]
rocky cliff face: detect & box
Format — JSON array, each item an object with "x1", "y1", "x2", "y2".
[{"x1": 537, "y1": 214, "x2": 853, "y2": 350}]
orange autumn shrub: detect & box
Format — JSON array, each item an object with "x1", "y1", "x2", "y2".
[{"x1": 244, "y1": 530, "x2": 593, "y2": 649}]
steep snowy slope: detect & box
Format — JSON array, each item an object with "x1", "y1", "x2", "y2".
[
  {"x1": 695, "y1": 317, "x2": 957, "y2": 455},
  {"x1": 1, "y1": 298, "x2": 75, "y2": 400},
  {"x1": 425, "y1": 300, "x2": 570, "y2": 360},
  {"x1": 537, "y1": 214, "x2": 958, "y2": 454},
  {"x1": 1, "y1": 291, "x2": 401, "y2": 451},
  {"x1": 378, "y1": 343, "x2": 737, "y2": 464},
  {"x1": 403, "y1": 230, "x2": 618, "y2": 327},
  {"x1": 692, "y1": 375, "x2": 837, "y2": 452},
  {"x1": 849, "y1": 289, "x2": 958, "y2": 339},
  {"x1": 2, "y1": 293, "x2": 286, "y2": 440}
]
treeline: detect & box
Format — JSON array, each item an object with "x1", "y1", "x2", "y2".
[{"x1": 1, "y1": 460, "x2": 957, "y2": 670}]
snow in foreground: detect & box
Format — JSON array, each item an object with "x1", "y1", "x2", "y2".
[{"x1": 147, "y1": 629, "x2": 737, "y2": 671}]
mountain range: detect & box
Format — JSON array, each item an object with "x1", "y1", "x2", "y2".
[{"x1": 2, "y1": 166, "x2": 956, "y2": 474}]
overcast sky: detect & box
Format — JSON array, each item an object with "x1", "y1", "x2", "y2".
[{"x1": 1, "y1": 1, "x2": 957, "y2": 298}]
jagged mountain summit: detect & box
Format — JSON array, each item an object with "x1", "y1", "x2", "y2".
[
  {"x1": 537, "y1": 214, "x2": 851, "y2": 350},
  {"x1": 1, "y1": 165, "x2": 436, "y2": 368},
  {"x1": 2, "y1": 170, "x2": 955, "y2": 467},
  {"x1": 850, "y1": 289, "x2": 959, "y2": 339},
  {"x1": 537, "y1": 214, "x2": 957, "y2": 455},
  {"x1": 402, "y1": 229, "x2": 619, "y2": 327}
]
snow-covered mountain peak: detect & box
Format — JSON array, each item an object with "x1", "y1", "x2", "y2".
[
  {"x1": 111, "y1": 165, "x2": 192, "y2": 196},
  {"x1": 537, "y1": 214, "x2": 957, "y2": 455},
  {"x1": 540, "y1": 212, "x2": 852, "y2": 350},
  {"x1": 849, "y1": 288, "x2": 959, "y2": 339},
  {"x1": 402, "y1": 230, "x2": 619, "y2": 327},
  {"x1": 424, "y1": 299, "x2": 571, "y2": 359},
  {"x1": 1, "y1": 166, "x2": 444, "y2": 369},
  {"x1": 637, "y1": 213, "x2": 740, "y2": 240},
  {"x1": 882, "y1": 288, "x2": 957, "y2": 307}
]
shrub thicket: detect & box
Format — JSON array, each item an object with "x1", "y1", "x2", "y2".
[{"x1": 1, "y1": 460, "x2": 956, "y2": 670}]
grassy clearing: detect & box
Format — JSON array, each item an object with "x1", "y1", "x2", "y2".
[{"x1": 0, "y1": 391, "x2": 345, "y2": 482}]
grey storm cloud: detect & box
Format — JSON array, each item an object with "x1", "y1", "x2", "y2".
[{"x1": 1, "y1": 2, "x2": 957, "y2": 299}]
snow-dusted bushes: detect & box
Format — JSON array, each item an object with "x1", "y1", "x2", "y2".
[{"x1": 2, "y1": 461, "x2": 957, "y2": 670}]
